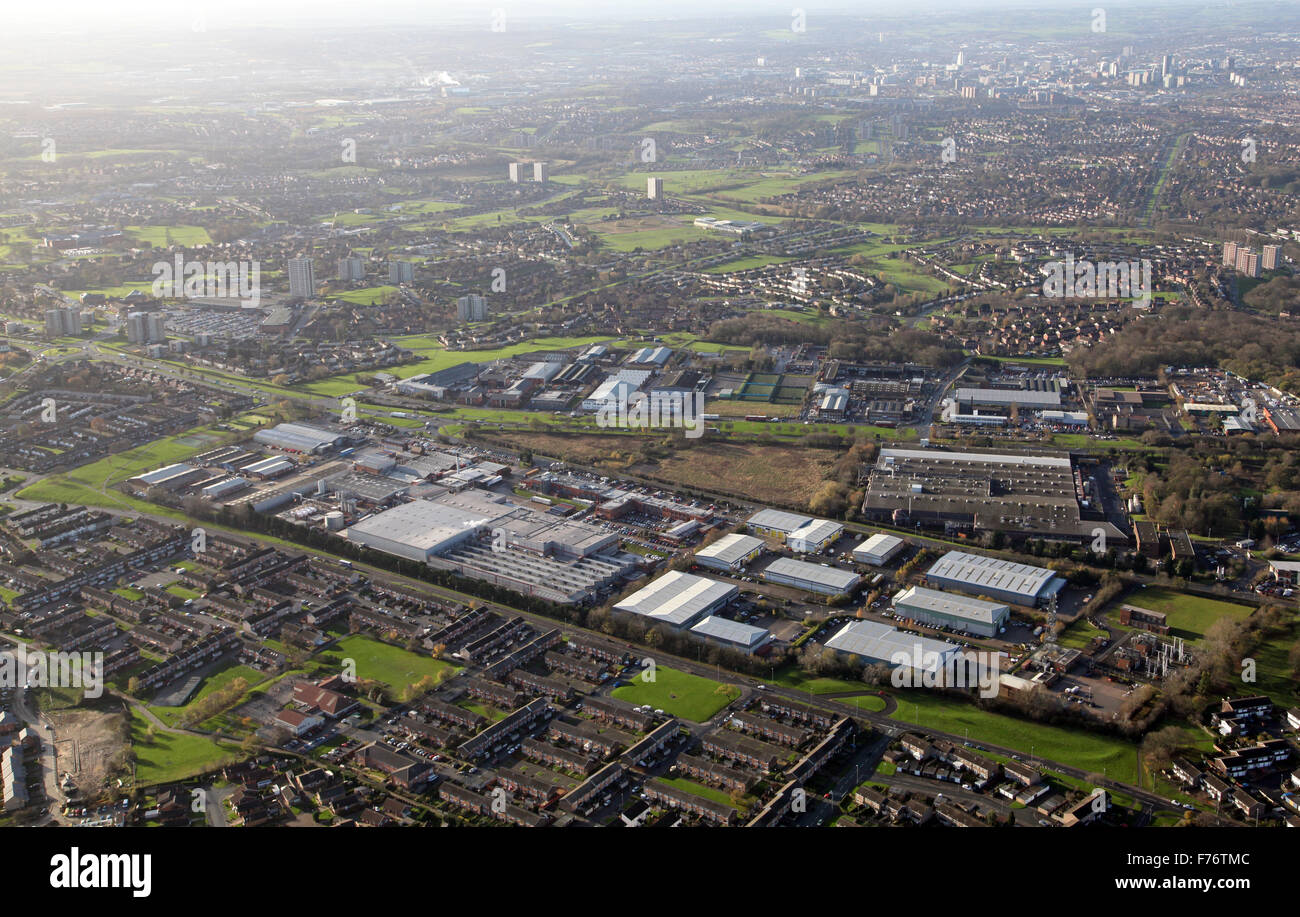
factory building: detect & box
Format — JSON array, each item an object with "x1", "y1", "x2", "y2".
[
  {"x1": 693, "y1": 533, "x2": 765, "y2": 572},
  {"x1": 892, "y1": 585, "x2": 1009, "y2": 638},
  {"x1": 824, "y1": 620, "x2": 963, "y2": 678},
  {"x1": 689, "y1": 616, "x2": 772, "y2": 654},
  {"x1": 786, "y1": 518, "x2": 843, "y2": 554},
  {"x1": 613, "y1": 571, "x2": 738, "y2": 630},
  {"x1": 852, "y1": 533, "x2": 904, "y2": 566},
  {"x1": 253, "y1": 422, "x2": 348, "y2": 455},
  {"x1": 762, "y1": 558, "x2": 860, "y2": 597},
  {"x1": 346, "y1": 497, "x2": 493, "y2": 562},
  {"x1": 924, "y1": 551, "x2": 1066, "y2": 608},
  {"x1": 746, "y1": 509, "x2": 813, "y2": 541}
]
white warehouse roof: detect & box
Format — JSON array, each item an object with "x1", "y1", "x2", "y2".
[
  {"x1": 614, "y1": 571, "x2": 738, "y2": 629},
  {"x1": 346, "y1": 498, "x2": 499, "y2": 560},
  {"x1": 628, "y1": 345, "x2": 672, "y2": 366},
  {"x1": 694, "y1": 533, "x2": 765, "y2": 567},
  {"x1": 853, "y1": 533, "x2": 904, "y2": 562},
  {"x1": 825, "y1": 620, "x2": 962, "y2": 674},
  {"x1": 689, "y1": 615, "x2": 770, "y2": 650},
  {"x1": 789, "y1": 518, "x2": 843, "y2": 547},
  {"x1": 925, "y1": 551, "x2": 1065, "y2": 604},
  {"x1": 135, "y1": 462, "x2": 195, "y2": 485}
]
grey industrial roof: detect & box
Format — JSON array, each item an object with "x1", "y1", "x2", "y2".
[
  {"x1": 694, "y1": 533, "x2": 765, "y2": 566},
  {"x1": 925, "y1": 551, "x2": 1065, "y2": 602},
  {"x1": 347, "y1": 497, "x2": 499, "y2": 555},
  {"x1": 690, "y1": 615, "x2": 770, "y2": 648},
  {"x1": 853, "y1": 533, "x2": 904, "y2": 560},
  {"x1": 747, "y1": 508, "x2": 813, "y2": 534},
  {"x1": 879, "y1": 447, "x2": 1071, "y2": 468},
  {"x1": 614, "y1": 571, "x2": 738, "y2": 628},
  {"x1": 954, "y1": 387, "x2": 1061, "y2": 408},
  {"x1": 764, "y1": 557, "x2": 860, "y2": 592},
  {"x1": 135, "y1": 462, "x2": 194, "y2": 485},
  {"x1": 824, "y1": 620, "x2": 961, "y2": 672},
  {"x1": 243, "y1": 456, "x2": 295, "y2": 475},
  {"x1": 893, "y1": 586, "x2": 1010, "y2": 626},
  {"x1": 789, "y1": 519, "x2": 843, "y2": 545},
  {"x1": 201, "y1": 476, "x2": 249, "y2": 498},
  {"x1": 254, "y1": 422, "x2": 345, "y2": 452}
]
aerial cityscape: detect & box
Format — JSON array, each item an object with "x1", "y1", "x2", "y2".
[{"x1": 2, "y1": 0, "x2": 1299, "y2": 860}]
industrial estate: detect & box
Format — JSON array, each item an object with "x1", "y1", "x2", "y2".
[{"x1": 0, "y1": 1, "x2": 1298, "y2": 854}]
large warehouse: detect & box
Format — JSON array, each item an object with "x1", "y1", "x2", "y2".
[
  {"x1": 345, "y1": 497, "x2": 495, "y2": 562},
  {"x1": 253, "y1": 422, "x2": 348, "y2": 455},
  {"x1": 347, "y1": 490, "x2": 618, "y2": 565},
  {"x1": 746, "y1": 509, "x2": 813, "y2": 540},
  {"x1": 954, "y1": 387, "x2": 1061, "y2": 412},
  {"x1": 694, "y1": 533, "x2": 765, "y2": 572},
  {"x1": 860, "y1": 446, "x2": 1127, "y2": 544},
  {"x1": 787, "y1": 519, "x2": 844, "y2": 553},
  {"x1": 762, "y1": 557, "x2": 860, "y2": 596},
  {"x1": 892, "y1": 585, "x2": 1010, "y2": 638},
  {"x1": 614, "y1": 571, "x2": 738, "y2": 629},
  {"x1": 689, "y1": 615, "x2": 772, "y2": 654},
  {"x1": 924, "y1": 551, "x2": 1065, "y2": 607},
  {"x1": 852, "y1": 533, "x2": 905, "y2": 566},
  {"x1": 825, "y1": 620, "x2": 962, "y2": 676}
]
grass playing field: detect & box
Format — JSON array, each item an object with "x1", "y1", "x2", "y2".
[
  {"x1": 318, "y1": 635, "x2": 460, "y2": 695},
  {"x1": 612, "y1": 665, "x2": 740, "y2": 722}
]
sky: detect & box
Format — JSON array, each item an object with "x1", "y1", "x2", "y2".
[{"x1": 3, "y1": 0, "x2": 1171, "y2": 33}]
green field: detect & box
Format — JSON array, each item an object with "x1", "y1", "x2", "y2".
[
  {"x1": 837, "y1": 694, "x2": 889, "y2": 714},
  {"x1": 130, "y1": 709, "x2": 231, "y2": 786},
  {"x1": 126, "y1": 225, "x2": 212, "y2": 247},
  {"x1": 337, "y1": 285, "x2": 399, "y2": 305},
  {"x1": 320, "y1": 635, "x2": 459, "y2": 694},
  {"x1": 1244, "y1": 623, "x2": 1300, "y2": 708},
  {"x1": 1119, "y1": 587, "x2": 1255, "y2": 642},
  {"x1": 148, "y1": 663, "x2": 264, "y2": 728},
  {"x1": 772, "y1": 667, "x2": 872, "y2": 695},
  {"x1": 612, "y1": 665, "x2": 740, "y2": 722},
  {"x1": 888, "y1": 690, "x2": 1141, "y2": 784},
  {"x1": 17, "y1": 424, "x2": 230, "y2": 511}
]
